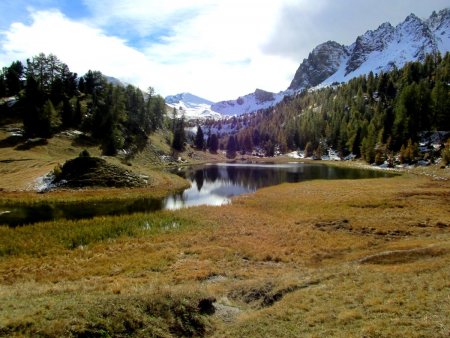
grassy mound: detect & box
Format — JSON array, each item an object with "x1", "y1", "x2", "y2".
[{"x1": 54, "y1": 153, "x2": 147, "y2": 188}]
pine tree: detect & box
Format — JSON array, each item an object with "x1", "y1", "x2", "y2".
[
  {"x1": 208, "y1": 134, "x2": 219, "y2": 153},
  {"x1": 0, "y1": 71, "x2": 6, "y2": 97},
  {"x1": 194, "y1": 125, "x2": 204, "y2": 150},
  {"x1": 5, "y1": 60, "x2": 24, "y2": 96},
  {"x1": 226, "y1": 135, "x2": 237, "y2": 158},
  {"x1": 172, "y1": 117, "x2": 186, "y2": 152},
  {"x1": 431, "y1": 81, "x2": 450, "y2": 130},
  {"x1": 61, "y1": 98, "x2": 74, "y2": 128}
]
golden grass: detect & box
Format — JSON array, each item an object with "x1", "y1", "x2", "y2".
[
  {"x1": 1, "y1": 125, "x2": 449, "y2": 336},
  {"x1": 0, "y1": 171, "x2": 448, "y2": 336}
]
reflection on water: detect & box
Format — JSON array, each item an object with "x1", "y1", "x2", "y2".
[
  {"x1": 0, "y1": 198, "x2": 164, "y2": 227},
  {"x1": 0, "y1": 162, "x2": 394, "y2": 226},
  {"x1": 163, "y1": 162, "x2": 393, "y2": 209}
]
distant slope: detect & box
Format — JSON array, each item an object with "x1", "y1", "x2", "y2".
[
  {"x1": 165, "y1": 92, "x2": 222, "y2": 120},
  {"x1": 211, "y1": 89, "x2": 286, "y2": 116}
]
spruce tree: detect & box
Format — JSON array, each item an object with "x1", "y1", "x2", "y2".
[
  {"x1": 226, "y1": 135, "x2": 236, "y2": 158},
  {"x1": 172, "y1": 118, "x2": 185, "y2": 152},
  {"x1": 194, "y1": 125, "x2": 204, "y2": 150},
  {"x1": 208, "y1": 134, "x2": 219, "y2": 153}
]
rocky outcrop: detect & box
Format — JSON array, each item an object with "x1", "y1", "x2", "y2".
[
  {"x1": 345, "y1": 22, "x2": 395, "y2": 75},
  {"x1": 53, "y1": 154, "x2": 147, "y2": 188},
  {"x1": 289, "y1": 41, "x2": 349, "y2": 90}
]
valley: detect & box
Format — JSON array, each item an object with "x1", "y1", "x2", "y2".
[
  {"x1": 0, "y1": 123, "x2": 449, "y2": 336},
  {"x1": 0, "y1": 4, "x2": 449, "y2": 338}
]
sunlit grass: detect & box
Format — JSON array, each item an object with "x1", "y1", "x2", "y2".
[{"x1": 0, "y1": 168, "x2": 449, "y2": 336}]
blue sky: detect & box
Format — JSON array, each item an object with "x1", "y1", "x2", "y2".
[{"x1": 0, "y1": 0, "x2": 448, "y2": 101}]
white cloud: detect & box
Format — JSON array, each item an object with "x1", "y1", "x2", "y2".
[
  {"x1": 0, "y1": 3, "x2": 298, "y2": 101},
  {"x1": 0, "y1": 10, "x2": 166, "y2": 91}
]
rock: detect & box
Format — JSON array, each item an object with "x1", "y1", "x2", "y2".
[
  {"x1": 289, "y1": 41, "x2": 349, "y2": 90},
  {"x1": 53, "y1": 156, "x2": 147, "y2": 188},
  {"x1": 198, "y1": 297, "x2": 216, "y2": 315}
]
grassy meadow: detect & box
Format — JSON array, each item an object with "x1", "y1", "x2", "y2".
[{"x1": 0, "y1": 127, "x2": 449, "y2": 337}]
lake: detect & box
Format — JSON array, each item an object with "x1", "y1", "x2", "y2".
[{"x1": 0, "y1": 162, "x2": 394, "y2": 226}]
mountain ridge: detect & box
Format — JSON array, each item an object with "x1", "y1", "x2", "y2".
[
  {"x1": 165, "y1": 92, "x2": 222, "y2": 120},
  {"x1": 300, "y1": 8, "x2": 449, "y2": 90},
  {"x1": 210, "y1": 8, "x2": 449, "y2": 116}
]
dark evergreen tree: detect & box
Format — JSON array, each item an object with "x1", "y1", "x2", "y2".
[
  {"x1": 226, "y1": 135, "x2": 237, "y2": 158},
  {"x1": 194, "y1": 125, "x2": 204, "y2": 149},
  {"x1": 61, "y1": 98, "x2": 74, "y2": 128},
  {"x1": 5, "y1": 60, "x2": 24, "y2": 96},
  {"x1": 78, "y1": 77, "x2": 86, "y2": 93},
  {"x1": 172, "y1": 117, "x2": 186, "y2": 152},
  {"x1": 208, "y1": 134, "x2": 219, "y2": 153},
  {"x1": 0, "y1": 71, "x2": 6, "y2": 97}
]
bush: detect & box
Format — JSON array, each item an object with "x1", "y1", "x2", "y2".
[
  {"x1": 79, "y1": 149, "x2": 91, "y2": 157},
  {"x1": 53, "y1": 163, "x2": 63, "y2": 179},
  {"x1": 441, "y1": 141, "x2": 450, "y2": 166}
]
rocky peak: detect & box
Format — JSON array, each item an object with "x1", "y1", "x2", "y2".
[
  {"x1": 395, "y1": 12, "x2": 437, "y2": 60},
  {"x1": 427, "y1": 8, "x2": 450, "y2": 31},
  {"x1": 289, "y1": 41, "x2": 349, "y2": 90},
  {"x1": 254, "y1": 89, "x2": 275, "y2": 103},
  {"x1": 397, "y1": 13, "x2": 429, "y2": 36},
  {"x1": 345, "y1": 22, "x2": 395, "y2": 75}
]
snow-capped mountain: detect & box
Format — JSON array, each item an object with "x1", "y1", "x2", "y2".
[
  {"x1": 213, "y1": 8, "x2": 450, "y2": 116},
  {"x1": 289, "y1": 41, "x2": 349, "y2": 90},
  {"x1": 211, "y1": 89, "x2": 286, "y2": 116},
  {"x1": 165, "y1": 92, "x2": 222, "y2": 120},
  {"x1": 292, "y1": 8, "x2": 450, "y2": 89}
]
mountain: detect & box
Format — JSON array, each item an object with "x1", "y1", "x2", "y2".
[
  {"x1": 104, "y1": 75, "x2": 127, "y2": 87},
  {"x1": 211, "y1": 89, "x2": 286, "y2": 116},
  {"x1": 288, "y1": 41, "x2": 349, "y2": 90},
  {"x1": 165, "y1": 92, "x2": 222, "y2": 120},
  {"x1": 213, "y1": 8, "x2": 450, "y2": 116},
  {"x1": 291, "y1": 8, "x2": 450, "y2": 90}
]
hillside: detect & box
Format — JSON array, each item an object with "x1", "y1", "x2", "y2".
[
  {"x1": 0, "y1": 123, "x2": 228, "y2": 192},
  {"x1": 229, "y1": 53, "x2": 450, "y2": 164}
]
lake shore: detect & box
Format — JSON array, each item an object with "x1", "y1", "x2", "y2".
[
  {"x1": 1, "y1": 126, "x2": 449, "y2": 336},
  {"x1": 1, "y1": 161, "x2": 449, "y2": 336}
]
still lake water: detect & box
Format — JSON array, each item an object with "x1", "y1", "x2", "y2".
[{"x1": 0, "y1": 163, "x2": 394, "y2": 226}]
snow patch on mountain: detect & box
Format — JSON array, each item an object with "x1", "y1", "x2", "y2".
[
  {"x1": 211, "y1": 89, "x2": 288, "y2": 116},
  {"x1": 165, "y1": 92, "x2": 222, "y2": 120},
  {"x1": 167, "y1": 9, "x2": 449, "y2": 118},
  {"x1": 317, "y1": 9, "x2": 449, "y2": 87}
]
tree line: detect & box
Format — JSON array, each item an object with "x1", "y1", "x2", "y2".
[{"x1": 0, "y1": 53, "x2": 166, "y2": 155}]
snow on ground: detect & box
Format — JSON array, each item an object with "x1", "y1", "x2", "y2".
[
  {"x1": 287, "y1": 151, "x2": 304, "y2": 159},
  {"x1": 33, "y1": 174, "x2": 56, "y2": 192}
]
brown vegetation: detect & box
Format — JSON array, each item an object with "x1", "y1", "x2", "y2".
[
  {"x1": 0, "y1": 127, "x2": 449, "y2": 336},
  {"x1": 0, "y1": 172, "x2": 449, "y2": 336}
]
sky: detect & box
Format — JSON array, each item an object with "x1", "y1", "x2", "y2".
[{"x1": 0, "y1": 0, "x2": 448, "y2": 102}]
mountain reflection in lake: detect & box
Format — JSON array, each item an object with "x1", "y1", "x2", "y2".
[
  {"x1": 163, "y1": 162, "x2": 393, "y2": 209},
  {"x1": 0, "y1": 162, "x2": 394, "y2": 226}
]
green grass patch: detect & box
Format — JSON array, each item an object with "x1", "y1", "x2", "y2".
[{"x1": 0, "y1": 212, "x2": 196, "y2": 257}]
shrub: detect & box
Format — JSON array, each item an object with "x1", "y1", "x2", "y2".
[
  {"x1": 441, "y1": 141, "x2": 450, "y2": 166},
  {"x1": 79, "y1": 149, "x2": 91, "y2": 158}
]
